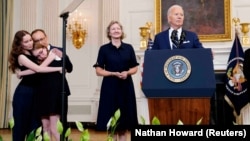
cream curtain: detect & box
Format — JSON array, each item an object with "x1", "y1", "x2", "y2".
[{"x1": 0, "y1": 0, "x2": 13, "y2": 128}]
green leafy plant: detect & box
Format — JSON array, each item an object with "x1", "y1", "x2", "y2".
[
  {"x1": 196, "y1": 117, "x2": 203, "y2": 125},
  {"x1": 43, "y1": 132, "x2": 50, "y2": 141},
  {"x1": 57, "y1": 120, "x2": 64, "y2": 136},
  {"x1": 64, "y1": 127, "x2": 72, "y2": 141},
  {"x1": 177, "y1": 117, "x2": 203, "y2": 125},
  {"x1": 106, "y1": 108, "x2": 121, "y2": 141},
  {"x1": 8, "y1": 117, "x2": 14, "y2": 141},
  {"x1": 26, "y1": 126, "x2": 42, "y2": 141},
  {"x1": 151, "y1": 116, "x2": 161, "y2": 125},
  {"x1": 233, "y1": 121, "x2": 238, "y2": 125},
  {"x1": 139, "y1": 115, "x2": 146, "y2": 125},
  {"x1": 5, "y1": 118, "x2": 90, "y2": 141},
  {"x1": 2, "y1": 115, "x2": 203, "y2": 141},
  {"x1": 139, "y1": 116, "x2": 203, "y2": 125},
  {"x1": 139, "y1": 115, "x2": 161, "y2": 125},
  {"x1": 176, "y1": 119, "x2": 184, "y2": 125},
  {"x1": 75, "y1": 121, "x2": 90, "y2": 141},
  {"x1": 8, "y1": 117, "x2": 45, "y2": 141}
]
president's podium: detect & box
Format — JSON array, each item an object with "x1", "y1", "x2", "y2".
[{"x1": 142, "y1": 48, "x2": 216, "y2": 125}]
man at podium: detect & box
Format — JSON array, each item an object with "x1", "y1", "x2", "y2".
[
  {"x1": 152, "y1": 4, "x2": 204, "y2": 50},
  {"x1": 143, "y1": 4, "x2": 217, "y2": 125}
]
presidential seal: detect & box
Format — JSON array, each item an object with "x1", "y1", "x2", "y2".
[{"x1": 163, "y1": 55, "x2": 191, "y2": 83}]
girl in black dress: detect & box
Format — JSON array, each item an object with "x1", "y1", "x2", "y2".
[
  {"x1": 93, "y1": 21, "x2": 139, "y2": 141},
  {"x1": 18, "y1": 43, "x2": 72, "y2": 141}
]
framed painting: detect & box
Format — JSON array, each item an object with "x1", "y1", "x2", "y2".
[{"x1": 154, "y1": 0, "x2": 232, "y2": 42}]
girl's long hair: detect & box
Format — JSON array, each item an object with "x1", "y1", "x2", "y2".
[{"x1": 8, "y1": 30, "x2": 31, "y2": 73}]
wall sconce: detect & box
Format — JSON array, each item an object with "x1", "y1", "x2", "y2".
[
  {"x1": 67, "y1": 10, "x2": 87, "y2": 49},
  {"x1": 233, "y1": 17, "x2": 250, "y2": 46}
]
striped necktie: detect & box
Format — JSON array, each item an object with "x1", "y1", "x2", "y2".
[{"x1": 171, "y1": 30, "x2": 179, "y2": 48}]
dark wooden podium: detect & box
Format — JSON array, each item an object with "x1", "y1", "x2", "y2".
[
  {"x1": 142, "y1": 49, "x2": 215, "y2": 125},
  {"x1": 148, "y1": 98, "x2": 210, "y2": 125}
]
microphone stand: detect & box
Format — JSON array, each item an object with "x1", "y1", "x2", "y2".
[
  {"x1": 59, "y1": 1, "x2": 85, "y2": 140},
  {"x1": 59, "y1": 12, "x2": 69, "y2": 141}
]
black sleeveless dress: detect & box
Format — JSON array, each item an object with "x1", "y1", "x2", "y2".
[{"x1": 34, "y1": 55, "x2": 72, "y2": 117}]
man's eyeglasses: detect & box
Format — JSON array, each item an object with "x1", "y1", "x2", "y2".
[{"x1": 33, "y1": 37, "x2": 46, "y2": 43}]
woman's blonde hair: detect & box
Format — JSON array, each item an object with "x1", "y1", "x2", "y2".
[{"x1": 106, "y1": 20, "x2": 125, "y2": 40}]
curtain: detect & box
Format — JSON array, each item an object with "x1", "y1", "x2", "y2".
[{"x1": 0, "y1": 0, "x2": 13, "y2": 128}]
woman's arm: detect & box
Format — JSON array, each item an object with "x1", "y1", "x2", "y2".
[
  {"x1": 126, "y1": 66, "x2": 138, "y2": 75},
  {"x1": 16, "y1": 69, "x2": 36, "y2": 77},
  {"x1": 18, "y1": 54, "x2": 62, "y2": 73},
  {"x1": 95, "y1": 66, "x2": 138, "y2": 80},
  {"x1": 95, "y1": 67, "x2": 119, "y2": 77},
  {"x1": 17, "y1": 52, "x2": 59, "y2": 77},
  {"x1": 119, "y1": 66, "x2": 138, "y2": 79}
]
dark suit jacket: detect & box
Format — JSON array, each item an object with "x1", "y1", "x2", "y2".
[
  {"x1": 50, "y1": 44, "x2": 73, "y2": 73},
  {"x1": 49, "y1": 44, "x2": 73, "y2": 96},
  {"x1": 152, "y1": 29, "x2": 204, "y2": 50}
]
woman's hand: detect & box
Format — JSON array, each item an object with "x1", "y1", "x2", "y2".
[
  {"x1": 16, "y1": 69, "x2": 22, "y2": 79},
  {"x1": 115, "y1": 71, "x2": 128, "y2": 79}
]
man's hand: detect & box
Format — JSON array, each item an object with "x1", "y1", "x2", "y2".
[
  {"x1": 47, "y1": 51, "x2": 57, "y2": 60},
  {"x1": 51, "y1": 48, "x2": 62, "y2": 58}
]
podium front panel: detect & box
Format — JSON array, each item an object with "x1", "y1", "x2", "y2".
[{"x1": 142, "y1": 48, "x2": 216, "y2": 98}]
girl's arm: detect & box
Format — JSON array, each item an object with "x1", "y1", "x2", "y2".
[
  {"x1": 17, "y1": 52, "x2": 58, "y2": 76},
  {"x1": 18, "y1": 54, "x2": 62, "y2": 74},
  {"x1": 16, "y1": 69, "x2": 35, "y2": 78}
]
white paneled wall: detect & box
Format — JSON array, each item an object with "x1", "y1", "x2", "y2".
[{"x1": 10, "y1": 0, "x2": 250, "y2": 124}]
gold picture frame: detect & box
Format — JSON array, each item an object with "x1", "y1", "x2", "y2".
[{"x1": 154, "y1": 0, "x2": 232, "y2": 42}]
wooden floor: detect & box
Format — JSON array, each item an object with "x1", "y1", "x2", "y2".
[{"x1": 0, "y1": 128, "x2": 131, "y2": 141}]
